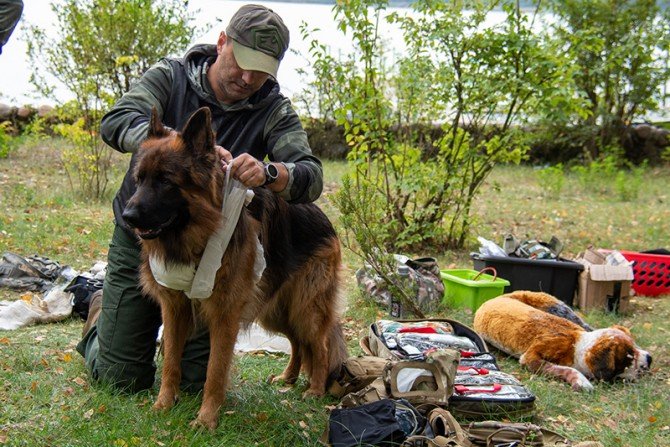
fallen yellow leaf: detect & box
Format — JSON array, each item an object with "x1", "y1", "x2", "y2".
[{"x1": 256, "y1": 412, "x2": 268, "y2": 422}]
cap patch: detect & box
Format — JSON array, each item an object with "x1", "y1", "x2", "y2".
[{"x1": 253, "y1": 27, "x2": 284, "y2": 58}]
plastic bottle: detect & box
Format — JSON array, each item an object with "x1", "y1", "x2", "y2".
[{"x1": 391, "y1": 265, "x2": 411, "y2": 318}]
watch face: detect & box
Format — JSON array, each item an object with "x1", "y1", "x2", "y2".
[
  {"x1": 264, "y1": 162, "x2": 279, "y2": 185},
  {"x1": 266, "y1": 163, "x2": 279, "y2": 178}
]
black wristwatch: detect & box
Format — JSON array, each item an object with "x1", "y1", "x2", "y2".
[{"x1": 263, "y1": 162, "x2": 279, "y2": 186}]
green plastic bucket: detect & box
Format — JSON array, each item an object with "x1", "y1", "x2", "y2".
[{"x1": 440, "y1": 267, "x2": 510, "y2": 311}]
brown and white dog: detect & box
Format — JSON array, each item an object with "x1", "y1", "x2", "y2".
[{"x1": 473, "y1": 291, "x2": 652, "y2": 391}]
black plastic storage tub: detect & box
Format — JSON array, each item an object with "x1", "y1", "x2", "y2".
[{"x1": 471, "y1": 254, "x2": 584, "y2": 306}]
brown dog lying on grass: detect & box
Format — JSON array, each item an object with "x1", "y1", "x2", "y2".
[
  {"x1": 473, "y1": 291, "x2": 652, "y2": 391},
  {"x1": 121, "y1": 107, "x2": 347, "y2": 429}
]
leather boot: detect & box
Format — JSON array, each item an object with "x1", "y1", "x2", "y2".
[{"x1": 81, "y1": 289, "x2": 103, "y2": 337}]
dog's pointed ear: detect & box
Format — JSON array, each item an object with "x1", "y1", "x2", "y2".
[
  {"x1": 147, "y1": 106, "x2": 171, "y2": 138},
  {"x1": 181, "y1": 107, "x2": 214, "y2": 154},
  {"x1": 611, "y1": 325, "x2": 632, "y2": 337}
]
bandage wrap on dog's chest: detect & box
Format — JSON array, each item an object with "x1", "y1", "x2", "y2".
[{"x1": 149, "y1": 163, "x2": 266, "y2": 299}]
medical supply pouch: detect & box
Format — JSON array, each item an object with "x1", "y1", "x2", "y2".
[
  {"x1": 356, "y1": 319, "x2": 534, "y2": 419},
  {"x1": 449, "y1": 369, "x2": 536, "y2": 419},
  {"x1": 361, "y1": 319, "x2": 491, "y2": 362},
  {"x1": 328, "y1": 355, "x2": 389, "y2": 399},
  {"x1": 337, "y1": 349, "x2": 459, "y2": 408},
  {"x1": 464, "y1": 420, "x2": 583, "y2": 446},
  {"x1": 383, "y1": 349, "x2": 460, "y2": 406}
]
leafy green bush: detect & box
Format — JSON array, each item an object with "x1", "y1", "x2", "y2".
[
  {"x1": 25, "y1": 0, "x2": 197, "y2": 200},
  {"x1": 545, "y1": 0, "x2": 670, "y2": 159},
  {"x1": 570, "y1": 155, "x2": 621, "y2": 193},
  {"x1": 54, "y1": 119, "x2": 113, "y2": 200},
  {"x1": 536, "y1": 163, "x2": 565, "y2": 199},
  {"x1": 614, "y1": 164, "x2": 646, "y2": 202},
  {"x1": 306, "y1": 0, "x2": 554, "y2": 254},
  {"x1": 0, "y1": 122, "x2": 13, "y2": 158}
]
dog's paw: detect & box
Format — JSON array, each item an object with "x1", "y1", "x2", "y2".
[
  {"x1": 190, "y1": 409, "x2": 219, "y2": 431},
  {"x1": 268, "y1": 373, "x2": 297, "y2": 385},
  {"x1": 190, "y1": 415, "x2": 218, "y2": 431},
  {"x1": 571, "y1": 376, "x2": 595, "y2": 392},
  {"x1": 153, "y1": 393, "x2": 178, "y2": 411},
  {"x1": 302, "y1": 388, "x2": 325, "y2": 399}
]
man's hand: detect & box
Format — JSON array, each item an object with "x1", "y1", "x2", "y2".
[
  {"x1": 217, "y1": 149, "x2": 288, "y2": 191},
  {"x1": 228, "y1": 153, "x2": 266, "y2": 187},
  {"x1": 215, "y1": 145, "x2": 233, "y2": 169}
]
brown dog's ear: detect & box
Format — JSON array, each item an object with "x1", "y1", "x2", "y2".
[
  {"x1": 611, "y1": 325, "x2": 632, "y2": 337},
  {"x1": 586, "y1": 336, "x2": 635, "y2": 381},
  {"x1": 147, "y1": 106, "x2": 171, "y2": 138},
  {"x1": 181, "y1": 107, "x2": 214, "y2": 155}
]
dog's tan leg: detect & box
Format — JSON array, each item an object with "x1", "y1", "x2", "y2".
[
  {"x1": 271, "y1": 339, "x2": 302, "y2": 385},
  {"x1": 191, "y1": 306, "x2": 242, "y2": 430},
  {"x1": 154, "y1": 297, "x2": 192, "y2": 411},
  {"x1": 521, "y1": 347, "x2": 594, "y2": 392},
  {"x1": 303, "y1": 336, "x2": 329, "y2": 398}
]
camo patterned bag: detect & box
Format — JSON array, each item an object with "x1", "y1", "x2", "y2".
[{"x1": 356, "y1": 257, "x2": 444, "y2": 317}]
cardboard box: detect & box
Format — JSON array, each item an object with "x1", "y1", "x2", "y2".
[{"x1": 575, "y1": 248, "x2": 634, "y2": 313}]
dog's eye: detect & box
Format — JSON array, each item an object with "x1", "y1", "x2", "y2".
[{"x1": 157, "y1": 175, "x2": 173, "y2": 187}]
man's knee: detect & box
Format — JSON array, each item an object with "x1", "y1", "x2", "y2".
[
  {"x1": 92, "y1": 359, "x2": 157, "y2": 393},
  {"x1": 77, "y1": 328, "x2": 156, "y2": 393}
]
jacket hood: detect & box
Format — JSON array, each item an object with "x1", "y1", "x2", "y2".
[{"x1": 183, "y1": 43, "x2": 281, "y2": 111}]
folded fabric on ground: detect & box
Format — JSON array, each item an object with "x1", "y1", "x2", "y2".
[
  {"x1": 234, "y1": 323, "x2": 291, "y2": 354},
  {"x1": 0, "y1": 253, "x2": 107, "y2": 331},
  {"x1": 0, "y1": 283, "x2": 74, "y2": 330}
]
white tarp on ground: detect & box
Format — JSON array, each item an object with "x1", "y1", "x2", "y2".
[
  {"x1": 234, "y1": 323, "x2": 291, "y2": 354},
  {"x1": 0, "y1": 284, "x2": 73, "y2": 330}
]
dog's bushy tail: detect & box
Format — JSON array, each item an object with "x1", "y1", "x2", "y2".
[{"x1": 326, "y1": 323, "x2": 348, "y2": 385}]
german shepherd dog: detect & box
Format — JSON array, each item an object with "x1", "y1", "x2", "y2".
[{"x1": 121, "y1": 107, "x2": 347, "y2": 429}]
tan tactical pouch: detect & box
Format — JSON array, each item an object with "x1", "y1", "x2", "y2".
[
  {"x1": 383, "y1": 349, "x2": 460, "y2": 406},
  {"x1": 328, "y1": 355, "x2": 389, "y2": 399}
]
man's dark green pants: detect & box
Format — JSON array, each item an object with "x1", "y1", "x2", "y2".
[{"x1": 76, "y1": 224, "x2": 210, "y2": 393}]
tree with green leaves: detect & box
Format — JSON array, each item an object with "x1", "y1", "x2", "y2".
[
  {"x1": 546, "y1": 0, "x2": 670, "y2": 160},
  {"x1": 312, "y1": 0, "x2": 560, "y2": 247},
  {"x1": 25, "y1": 0, "x2": 196, "y2": 199},
  {"x1": 299, "y1": 0, "x2": 562, "y2": 315}
]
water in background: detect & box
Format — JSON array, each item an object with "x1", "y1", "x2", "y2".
[
  {"x1": 1, "y1": 1, "x2": 667, "y2": 121},
  {"x1": 0, "y1": 0, "x2": 416, "y2": 107}
]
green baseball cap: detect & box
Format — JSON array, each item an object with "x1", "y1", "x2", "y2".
[{"x1": 226, "y1": 4, "x2": 290, "y2": 78}]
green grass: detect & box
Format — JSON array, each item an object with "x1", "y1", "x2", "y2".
[{"x1": 1, "y1": 140, "x2": 670, "y2": 446}]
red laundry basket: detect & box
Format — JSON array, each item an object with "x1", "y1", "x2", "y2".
[{"x1": 619, "y1": 250, "x2": 670, "y2": 297}]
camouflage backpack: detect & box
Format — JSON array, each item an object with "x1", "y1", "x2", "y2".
[{"x1": 356, "y1": 256, "x2": 444, "y2": 317}]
